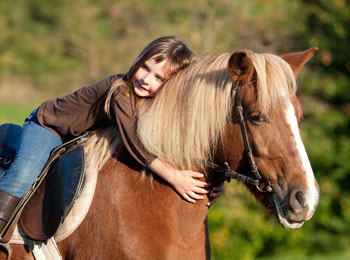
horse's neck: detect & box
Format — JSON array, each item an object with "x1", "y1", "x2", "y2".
[
  {"x1": 97, "y1": 155, "x2": 209, "y2": 231},
  {"x1": 215, "y1": 124, "x2": 246, "y2": 170},
  {"x1": 56, "y1": 155, "x2": 210, "y2": 259}
]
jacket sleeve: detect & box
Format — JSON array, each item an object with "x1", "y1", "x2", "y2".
[
  {"x1": 110, "y1": 90, "x2": 157, "y2": 168},
  {"x1": 37, "y1": 75, "x2": 119, "y2": 140}
]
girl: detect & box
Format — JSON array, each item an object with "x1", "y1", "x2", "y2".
[{"x1": 0, "y1": 36, "x2": 209, "y2": 240}]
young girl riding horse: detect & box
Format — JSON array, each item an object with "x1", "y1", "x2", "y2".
[{"x1": 0, "y1": 36, "x2": 210, "y2": 241}]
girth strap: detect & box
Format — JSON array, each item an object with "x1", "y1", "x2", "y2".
[{"x1": 28, "y1": 237, "x2": 63, "y2": 260}]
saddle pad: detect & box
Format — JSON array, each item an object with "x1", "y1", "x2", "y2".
[{"x1": 9, "y1": 153, "x2": 98, "y2": 244}]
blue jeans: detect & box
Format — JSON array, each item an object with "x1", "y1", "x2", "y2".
[{"x1": 0, "y1": 108, "x2": 62, "y2": 197}]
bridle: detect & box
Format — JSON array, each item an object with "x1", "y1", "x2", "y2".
[{"x1": 205, "y1": 80, "x2": 273, "y2": 193}]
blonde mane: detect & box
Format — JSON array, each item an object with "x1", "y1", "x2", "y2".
[
  {"x1": 84, "y1": 126, "x2": 123, "y2": 171},
  {"x1": 136, "y1": 51, "x2": 297, "y2": 170}
]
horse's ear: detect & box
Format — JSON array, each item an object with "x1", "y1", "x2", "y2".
[
  {"x1": 282, "y1": 47, "x2": 318, "y2": 76},
  {"x1": 228, "y1": 51, "x2": 254, "y2": 83}
]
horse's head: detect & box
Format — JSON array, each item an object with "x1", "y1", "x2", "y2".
[{"x1": 221, "y1": 48, "x2": 320, "y2": 228}]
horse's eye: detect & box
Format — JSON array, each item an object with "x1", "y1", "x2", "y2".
[{"x1": 249, "y1": 112, "x2": 266, "y2": 125}]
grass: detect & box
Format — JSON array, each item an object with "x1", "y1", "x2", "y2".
[
  {"x1": 258, "y1": 253, "x2": 350, "y2": 260},
  {"x1": 0, "y1": 103, "x2": 36, "y2": 125}
]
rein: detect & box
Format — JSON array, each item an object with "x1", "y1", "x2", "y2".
[{"x1": 205, "y1": 80, "x2": 273, "y2": 193}]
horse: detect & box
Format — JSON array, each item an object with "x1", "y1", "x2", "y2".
[{"x1": 2, "y1": 47, "x2": 320, "y2": 259}]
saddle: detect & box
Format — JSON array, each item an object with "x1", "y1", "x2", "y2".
[{"x1": 0, "y1": 123, "x2": 87, "y2": 241}]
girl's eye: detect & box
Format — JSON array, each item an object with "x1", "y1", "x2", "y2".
[
  {"x1": 156, "y1": 76, "x2": 165, "y2": 82},
  {"x1": 142, "y1": 64, "x2": 150, "y2": 71},
  {"x1": 248, "y1": 112, "x2": 267, "y2": 125}
]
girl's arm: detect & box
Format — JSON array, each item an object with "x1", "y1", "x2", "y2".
[{"x1": 149, "y1": 158, "x2": 208, "y2": 203}]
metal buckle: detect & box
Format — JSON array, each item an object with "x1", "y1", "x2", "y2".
[{"x1": 256, "y1": 179, "x2": 273, "y2": 193}]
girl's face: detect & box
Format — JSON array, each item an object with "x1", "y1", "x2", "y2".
[{"x1": 132, "y1": 57, "x2": 168, "y2": 98}]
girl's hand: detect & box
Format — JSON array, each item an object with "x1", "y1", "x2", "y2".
[
  {"x1": 149, "y1": 158, "x2": 208, "y2": 203},
  {"x1": 170, "y1": 170, "x2": 208, "y2": 203},
  {"x1": 207, "y1": 182, "x2": 224, "y2": 207}
]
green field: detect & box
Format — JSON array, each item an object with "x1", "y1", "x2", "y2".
[{"x1": 0, "y1": 103, "x2": 36, "y2": 125}]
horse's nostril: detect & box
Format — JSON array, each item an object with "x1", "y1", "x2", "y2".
[{"x1": 295, "y1": 191, "x2": 305, "y2": 207}]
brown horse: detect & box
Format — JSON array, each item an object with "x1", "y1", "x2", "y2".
[{"x1": 2, "y1": 48, "x2": 319, "y2": 259}]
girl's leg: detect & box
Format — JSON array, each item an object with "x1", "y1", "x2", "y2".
[
  {"x1": 0, "y1": 110, "x2": 62, "y2": 197},
  {"x1": 0, "y1": 109, "x2": 62, "y2": 239}
]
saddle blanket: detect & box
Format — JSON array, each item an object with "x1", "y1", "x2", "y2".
[{"x1": 9, "y1": 155, "x2": 98, "y2": 244}]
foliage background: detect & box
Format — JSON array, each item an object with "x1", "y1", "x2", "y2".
[{"x1": 0, "y1": 0, "x2": 349, "y2": 259}]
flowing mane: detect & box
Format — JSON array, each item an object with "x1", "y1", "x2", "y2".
[{"x1": 137, "y1": 51, "x2": 297, "y2": 169}]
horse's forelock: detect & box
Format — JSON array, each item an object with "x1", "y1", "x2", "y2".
[{"x1": 249, "y1": 53, "x2": 297, "y2": 115}]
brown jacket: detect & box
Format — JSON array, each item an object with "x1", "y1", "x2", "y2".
[{"x1": 36, "y1": 75, "x2": 155, "y2": 167}]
